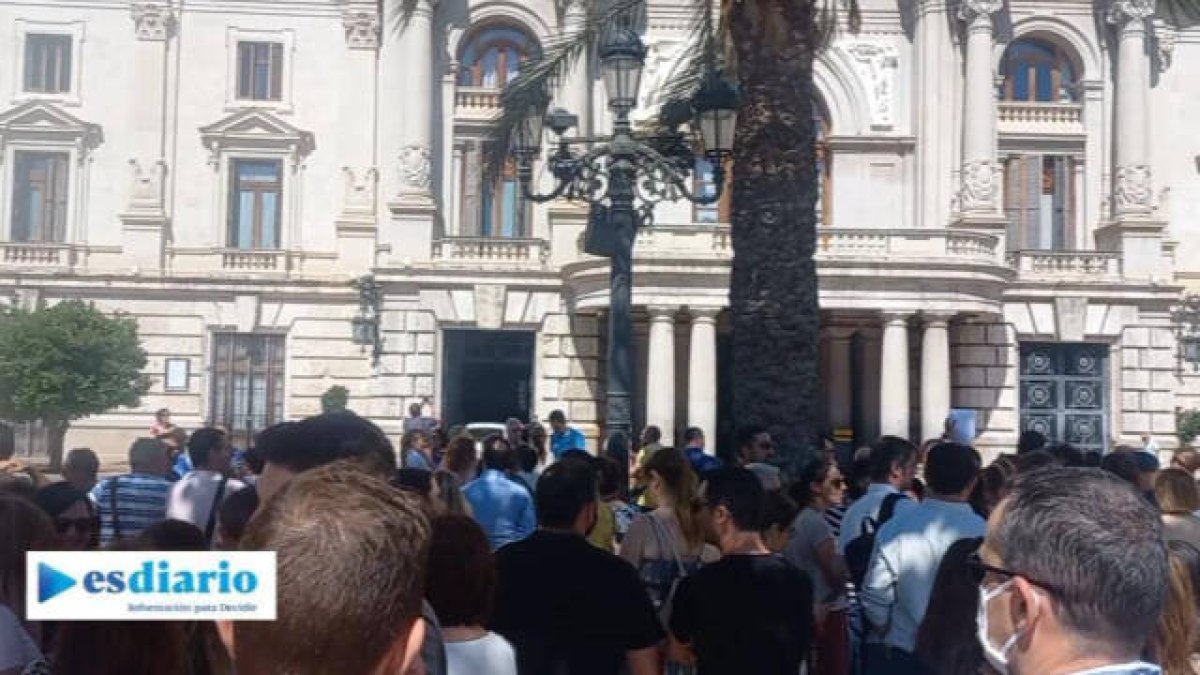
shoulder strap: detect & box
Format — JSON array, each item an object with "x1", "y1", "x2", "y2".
[
  {"x1": 648, "y1": 513, "x2": 688, "y2": 577},
  {"x1": 109, "y1": 476, "x2": 122, "y2": 541},
  {"x1": 204, "y1": 477, "x2": 229, "y2": 544},
  {"x1": 878, "y1": 492, "x2": 906, "y2": 525}
]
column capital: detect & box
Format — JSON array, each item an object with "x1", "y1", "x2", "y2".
[
  {"x1": 1107, "y1": 0, "x2": 1155, "y2": 26},
  {"x1": 956, "y1": 0, "x2": 1001, "y2": 26},
  {"x1": 687, "y1": 307, "x2": 721, "y2": 322},
  {"x1": 880, "y1": 311, "x2": 911, "y2": 325},
  {"x1": 647, "y1": 306, "x2": 679, "y2": 320},
  {"x1": 921, "y1": 311, "x2": 956, "y2": 326},
  {"x1": 342, "y1": 6, "x2": 381, "y2": 50},
  {"x1": 130, "y1": 2, "x2": 176, "y2": 41}
]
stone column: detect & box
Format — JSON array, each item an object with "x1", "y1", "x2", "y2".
[
  {"x1": 826, "y1": 327, "x2": 855, "y2": 433},
  {"x1": 335, "y1": 2, "x2": 381, "y2": 272},
  {"x1": 559, "y1": 0, "x2": 591, "y2": 136},
  {"x1": 1109, "y1": 0, "x2": 1155, "y2": 219},
  {"x1": 955, "y1": 0, "x2": 1004, "y2": 224},
  {"x1": 121, "y1": 2, "x2": 175, "y2": 270},
  {"x1": 920, "y1": 313, "x2": 953, "y2": 443},
  {"x1": 646, "y1": 307, "x2": 677, "y2": 440},
  {"x1": 879, "y1": 312, "x2": 911, "y2": 438},
  {"x1": 381, "y1": 0, "x2": 438, "y2": 262},
  {"x1": 687, "y1": 308, "x2": 719, "y2": 452}
]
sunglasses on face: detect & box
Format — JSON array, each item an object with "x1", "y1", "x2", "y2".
[
  {"x1": 56, "y1": 517, "x2": 94, "y2": 534},
  {"x1": 966, "y1": 552, "x2": 1062, "y2": 596}
]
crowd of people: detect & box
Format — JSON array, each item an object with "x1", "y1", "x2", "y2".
[{"x1": 0, "y1": 404, "x2": 1198, "y2": 675}]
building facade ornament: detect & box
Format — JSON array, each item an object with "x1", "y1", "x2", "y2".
[
  {"x1": 958, "y1": 159, "x2": 1000, "y2": 213},
  {"x1": 127, "y1": 159, "x2": 166, "y2": 211},
  {"x1": 131, "y1": 2, "x2": 175, "y2": 41},
  {"x1": 956, "y1": 0, "x2": 1002, "y2": 24},
  {"x1": 341, "y1": 166, "x2": 379, "y2": 213},
  {"x1": 843, "y1": 41, "x2": 899, "y2": 130},
  {"x1": 1153, "y1": 18, "x2": 1177, "y2": 72},
  {"x1": 342, "y1": 8, "x2": 380, "y2": 49},
  {"x1": 1113, "y1": 164, "x2": 1154, "y2": 213},
  {"x1": 1107, "y1": 0, "x2": 1155, "y2": 25},
  {"x1": 398, "y1": 144, "x2": 433, "y2": 191}
]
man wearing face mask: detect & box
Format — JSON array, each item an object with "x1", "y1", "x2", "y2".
[{"x1": 975, "y1": 467, "x2": 1167, "y2": 675}]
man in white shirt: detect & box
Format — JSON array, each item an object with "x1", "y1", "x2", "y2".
[
  {"x1": 977, "y1": 468, "x2": 1166, "y2": 675},
  {"x1": 861, "y1": 442, "x2": 985, "y2": 674},
  {"x1": 836, "y1": 436, "x2": 919, "y2": 555},
  {"x1": 166, "y1": 427, "x2": 245, "y2": 544}
]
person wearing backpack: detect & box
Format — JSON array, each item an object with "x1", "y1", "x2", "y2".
[
  {"x1": 836, "y1": 436, "x2": 919, "y2": 560},
  {"x1": 859, "y1": 442, "x2": 984, "y2": 675}
]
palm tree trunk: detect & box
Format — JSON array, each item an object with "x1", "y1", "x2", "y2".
[{"x1": 727, "y1": 0, "x2": 823, "y2": 470}]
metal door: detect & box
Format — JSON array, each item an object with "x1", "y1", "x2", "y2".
[{"x1": 1019, "y1": 342, "x2": 1108, "y2": 453}]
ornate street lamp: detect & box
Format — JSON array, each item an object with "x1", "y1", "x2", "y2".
[
  {"x1": 351, "y1": 274, "x2": 383, "y2": 365},
  {"x1": 511, "y1": 25, "x2": 739, "y2": 442},
  {"x1": 1176, "y1": 294, "x2": 1200, "y2": 372}
]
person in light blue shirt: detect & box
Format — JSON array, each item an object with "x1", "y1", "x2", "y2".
[
  {"x1": 548, "y1": 409, "x2": 586, "y2": 459},
  {"x1": 836, "y1": 435, "x2": 920, "y2": 555},
  {"x1": 462, "y1": 436, "x2": 536, "y2": 549},
  {"x1": 862, "y1": 442, "x2": 985, "y2": 674}
]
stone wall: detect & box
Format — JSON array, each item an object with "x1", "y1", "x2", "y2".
[
  {"x1": 537, "y1": 312, "x2": 603, "y2": 450},
  {"x1": 1117, "y1": 325, "x2": 1178, "y2": 447},
  {"x1": 951, "y1": 321, "x2": 1018, "y2": 460}
]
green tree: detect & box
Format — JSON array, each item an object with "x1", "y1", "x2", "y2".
[
  {"x1": 1178, "y1": 409, "x2": 1200, "y2": 446},
  {"x1": 0, "y1": 301, "x2": 150, "y2": 467},
  {"x1": 321, "y1": 385, "x2": 351, "y2": 414}
]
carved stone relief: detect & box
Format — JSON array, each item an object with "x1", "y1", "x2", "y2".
[{"x1": 843, "y1": 41, "x2": 899, "y2": 130}]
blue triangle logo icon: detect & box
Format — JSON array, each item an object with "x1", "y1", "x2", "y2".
[{"x1": 38, "y1": 562, "x2": 76, "y2": 603}]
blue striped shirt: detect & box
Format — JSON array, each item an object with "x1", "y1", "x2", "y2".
[{"x1": 90, "y1": 473, "x2": 172, "y2": 546}]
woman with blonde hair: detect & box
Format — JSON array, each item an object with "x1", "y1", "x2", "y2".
[{"x1": 1158, "y1": 468, "x2": 1200, "y2": 552}]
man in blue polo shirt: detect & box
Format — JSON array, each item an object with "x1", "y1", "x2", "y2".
[
  {"x1": 463, "y1": 437, "x2": 536, "y2": 549},
  {"x1": 548, "y1": 409, "x2": 587, "y2": 459}
]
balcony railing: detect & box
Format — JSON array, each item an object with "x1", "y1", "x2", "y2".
[
  {"x1": 433, "y1": 237, "x2": 549, "y2": 265},
  {"x1": 455, "y1": 87, "x2": 501, "y2": 119},
  {"x1": 220, "y1": 249, "x2": 289, "y2": 272},
  {"x1": 1007, "y1": 250, "x2": 1122, "y2": 281},
  {"x1": 818, "y1": 228, "x2": 1001, "y2": 264},
  {"x1": 997, "y1": 102, "x2": 1084, "y2": 136},
  {"x1": 0, "y1": 242, "x2": 73, "y2": 268}
]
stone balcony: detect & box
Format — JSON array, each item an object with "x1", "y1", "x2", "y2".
[
  {"x1": 1006, "y1": 249, "x2": 1122, "y2": 282},
  {"x1": 997, "y1": 102, "x2": 1084, "y2": 137},
  {"x1": 0, "y1": 242, "x2": 76, "y2": 270},
  {"x1": 433, "y1": 236, "x2": 550, "y2": 267},
  {"x1": 455, "y1": 87, "x2": 501, "y2": 121}
]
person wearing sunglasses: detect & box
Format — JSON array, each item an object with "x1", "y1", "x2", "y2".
[
  {"x1": 974, "y1": 468, "x2": 1167, "y2": 675},
  {"x1": 34, "y1": 481, "x2": 96, "y2": 551}
]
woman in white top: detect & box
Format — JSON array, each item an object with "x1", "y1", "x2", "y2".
[
  {"x1": 785, "y1": 457, "x2": 850, "y2": 675},
  {"x1": 1, "y1": 494, "x2": 56, "y2": 675},
  {"x1": 426, "y1": 513, "x2": 517, "y2": 675}
]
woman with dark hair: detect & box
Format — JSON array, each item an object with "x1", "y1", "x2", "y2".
[
  {"x1": 442, "y1": 435, "x2": 479, "y2": 487},
  {"x1": 968, "y1": 455, "x2": 1016, "y2": 519},
  {"x1": 0, "y1": 494, "x2": 55, "y2": 674},
  {"x1": 1158, "y1": 468, "x2": 1200, "y2": 552},
  {"x1": 426, "y1": 514, "x2": 517, "y2": 675},
  {"x1": 785, "y1": 458, "x2": 849, "y2": 675},
  {"x1": 1150, "y1": 539, "x2": 1200, "y2": 675},
  {"x1": 526, "y1": 422, "x2": 549, "y2": 470},
  {"x1": 602, "y1": 431, "x2": 632, "y2": 500},
  {"x1": 914, "y1": 537, "x2": 984, "y2": 675},
  {"x1": 432, "y1": 470, "x2": 473, "y2": 517},
  {"x1": 35, "y1": 481, "x2": 96, "y2": 551}
]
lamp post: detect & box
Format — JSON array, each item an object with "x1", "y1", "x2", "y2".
[
  {"x1": 1175, "y1": 294, "x2": 1200, "y2": 372},
  {"x1": 511, "y1": 26, "x2": 738, "y2": 444},
  {"x1": 351, "y1": 274, "x2": 383, "y2": 365}
]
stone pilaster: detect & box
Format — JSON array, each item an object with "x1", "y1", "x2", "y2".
[
  {"x1": 880, "y1": 312, "x2": 911, "y2": 438},
  {"x1": 687, "y1": 308, "x2": 719, "y2": 453},
  {"x1": 646, "y1": 306, "x2": 677, "y2": 441},
  {"x1": 337, "y1": 1, "x2": 381, "y2": 271},
  {"x1": 954, "y1": 0, "x2": 1007, "y2": 243},
  {"x1": 920, "y1": 313, "x2": 953, "y2": 443}
]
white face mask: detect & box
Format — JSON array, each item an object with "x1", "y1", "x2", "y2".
[{"x1": 976, "y1": 580, "x2": 1024, "y2": 675}]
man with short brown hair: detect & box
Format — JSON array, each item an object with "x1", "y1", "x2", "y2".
[{"x1": 219, "y1": 463, "x2": 430, "y2": 675}]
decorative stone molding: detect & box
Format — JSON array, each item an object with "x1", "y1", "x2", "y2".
[
  {"x1": 341, "y1": 7, "x2": 380, "y2": 49},
  {"x1": 131, "y1": 2, "x2": 175, "y2": 41},
  {"x1": 398, "y1": 144, "x2": 432, "y2": 191},
  {"x1": 843, "y1": 41, "x2": 899, "y2": 130},
  {"x1": 341, "y1": 166, "x2": 378, "y2": 215},
  {"x1": 126, "y1": 159, "x2": 167, "y2": 212},
  {"x1": 199, "y1": 109, "x2": 314, "y2": 169},
  {"x1": 958, "y1": 159, "x2": 1001, "y2": 213},
  {"x1": 956, "y1": 0, "x2": 1002, "y2": 24},
  {"x1": 1107, "y1": 0, "x2": 1155, "y2": 25},
  {"x1": 1153, "y1": 19, "x2": 1177, "y2": 72},
  {"x1": 0, "y1": 101, "x2": 103, "y2": 165},
  {"x1": 1113, "y1": 164, "x2": 1154, "y2": 213}
]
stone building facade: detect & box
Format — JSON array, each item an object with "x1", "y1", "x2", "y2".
[{"x1": 0, "y1": 0, "x2": 1198, "y2": 463}]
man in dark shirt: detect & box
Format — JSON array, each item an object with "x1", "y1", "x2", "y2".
[
  {"x1": 670, "y1": 467, "x2": 814, "y2": 675},
  {"x1": 491, "y1": 458, "x2": 663, "y2": 675}
]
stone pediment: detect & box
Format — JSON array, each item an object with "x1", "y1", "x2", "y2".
[
  {"x1": 199, "y1": 108, "x2": 314, "y2": 166},
  {"x1": 0, "y1": 101, "x2": 103, "y2": 160}
]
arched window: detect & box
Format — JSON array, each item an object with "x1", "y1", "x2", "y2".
[
  {"x1": 694, "y1": 98, "x2": 831, "y2": 225},
  {"x1": 458, "y1": 26, "x2": 538, "y2": 89},
  {"x1": 1000, "y1": 38, "x2": 1079, "y2": 103}
]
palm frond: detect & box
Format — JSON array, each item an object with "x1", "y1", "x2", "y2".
[
  {"x1": 381, "y1": 0, "x2": 420, "y2": 34},
  {"x1": 1159, "y1": 0, "x2": 1200, "y2": 27},
  {"x1": 483, "y1": 0, "x2": 647, "y2": 178}
]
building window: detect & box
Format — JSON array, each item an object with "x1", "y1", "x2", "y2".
[
  {"x1": 458, "y1": 26, "x2": 538, "y2": 89},
  {"x1": 24, "y1": 34, "x2": 72, "y2": 94},
  {"x1": 10, "y1": 151, "x2": 69, "y2": 242},
  {"x1": 1000, "y1": 39, "x2": 1078, "y2": 103},
  {"x1": 237, "y1": 42, "x2": 283, "y2": 101},
  {"x1": 210, "y1": 333, "x2": 285, "y2": 451},
  {"x1": 1004, "y1": 155, "x2": 1075, "y2": 251},
  {"x1": 460, "y1": 143, "x2": 526, "y2": 237},
  {"x1": 228, "y1": 159, "x2": 282, "y2": 249}
]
